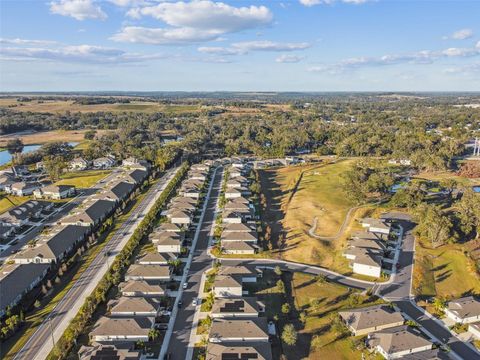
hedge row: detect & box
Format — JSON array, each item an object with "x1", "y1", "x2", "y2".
[{"x1": 48, "y1": 162, "x2": 189, "y2": 359}]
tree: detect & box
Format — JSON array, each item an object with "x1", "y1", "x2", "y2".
[
  {"x1": 299, "y1": 311, "x2": 307, "y2": 324},
  {"x1": 148, "y1": 328, "x2": 161, "y2": 340},
  {"x1": 43, "y1": 155, "x2": 67, "y2": 181},
  {"x1": 311, "y1": 335, "x2": 323, "y2": 350},
  {"x1": 432, "y1": 297, "x2": 446, "y2": 314},
  {"x1": 84, "y1": 130, "x2": 97, "y2": 140},
  {"x1": 281, "y1": 324, "x2": 298, "y2": 346},
  {"x1": 456, "y1": 188, "x2": 480, "y2": 239},
  {"x1": 276, "y1": 279, "x2": 285, "y2": 293},
  {"x1": 414, "y1": 204, "x2": 456, "y2": 247},
  {"x1": 6, "y1": 138, "x2": 24, "y2": 164},
  {"x1": 274, "y1": 265, "x2": 282, "y2": 276},
  {"x1": 315, "y1": 274, "x2": 326, "y2": 283},
  {"x1": 330, "y1": 314, "x2": 349, "y2": 336},
  {"x1": 281, "y1": 303, "x2": 291, "y2": 315}
]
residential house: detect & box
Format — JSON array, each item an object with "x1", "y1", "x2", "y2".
[
  {"x1": 169, "y1": 211, "x2": 192, "y2": 226},
  {"x1": 349, "y1": 249, "x2": 383, "y2": 278},
  {"x1": 33, "y1": 184, "x2": 76, "y2": 199},
  {"x1": 122, "y1": 157, "x2": 150, "y2": 170},
  {"x1": 156, "y1": 236, "x2": 182, "y2": 254},
  {"x1": 206, "y1": 343, "x2": 272, "y2": 360},
  {"x1": 157, "y1": 222, "x2": 183, "y2": 233},
  {"x1": 209, "y1": 318, "x2": 269, "y2": 343},
  {"x1": 108, "y1": 297, "x2": 159, "y2": 317},
  {"x1": 223, "y1": 223, "x2": 255, "y2": 233},
  {"x1": 95, "y1": 181, "x2": 135, "y2": 203},
  {"x1": 69, "y1": 157, "x2": 90, "y2": 171},
  {"x1": 367, "y1": 326, "x2": 432, "y2": 359},
  {"x1": 138, "y1": 252, "x2": 175, "y2": 265},
  {"x1": 124, "y1": 169, "x2": 149, "y2": 185},
  {"x1": 78, "y1": 345, "x2": 140, "y2": 360},
  {"x1": 361, "y1": 218, "x2": 391, "y2": 236},
  {"x1": 13, "y1": 225, "x2": 88, "y2": 264},
  {"x1": 221, "y1": 231, "x2": 257, "y2": 243},
  {"x1": 222, "y1": 211, "x2": 244, "y2": 224},
  {"x1": 125, "y1": 264, "x2": 172, "y2": 282},
  {"x1": 119, "y1": 280, "x2": 165, "y2": 297},
  {"x1": 224, "y1": 201, "x2": 251, "y2": 213},
  {"x1": 468, "y1": 322, "x2": 480, "y2": 340},
  {"x1": 93, "y1": 156, "x2": 116, "y2": 169},
  {"x1": 0, "y1": 172, "x2": 15, "y2": 190},
  {"x1": 90, "y1": 316, "x2": 153, "y2": 342},
  {"x1": 0, "y1": 200, "x2": 53, "y2": 227},
  {"x1": 181, "y1": 186, "x2": 202, "y2": 199},
  {"x1": 339, "y1": 305, "x2": 405, "y2": 336},
  {"x1": 214, "y1": 275, "x2": 243, "y2": 298},
  {"x1": 211, "y1": 297, "x2": 264, "y2": 319},
  {"x1": 445, "y1": 297, "x2": 480, "y2": 324},
  {"x1": 0, "y1": 263, "x2": 50, "y2": 317},
  {"x1": 0, "y1": 225, "x2": 15, "y2": 240},
  {"x1": 225, "y1": 188, "x2": 242, "y2": 199},
  {"x1": 11, "y1": 165, "x2": 30, "y2": 179},
  {"x1": 7, "y1": 181, "x2": 41, "y2": 196},
  {"x1": 218, "y1": 266, "x2": 260, "y2": 283},
  {"x1": 222, "y1": 241, "x2": 256, "y2": 255}
]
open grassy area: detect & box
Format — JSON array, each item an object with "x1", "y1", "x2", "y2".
[
  {"x1": 0, "y1": 129, "x2": 112, "y2": 147},
  {"x1": 55, "y1": 170, "x2": 110, "y2": 188},
  {"x1": 259, "y1": 160, "x2": 381, "y2": 274},
  {"x1": 414, "y1": 170, "x2": 480, "y2": 187},
  {"x1": 0, "y1": 194, "x2": 30, "y2": 213},
  {"x1": 413, "y1": 238, "x2": 480, "y2": 299},
  {"x1": 244, "y1": 270, "x2": 383, "y2": 360}
]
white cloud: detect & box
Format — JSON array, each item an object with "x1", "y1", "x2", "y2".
[
  {"x1": 276, "y1": 54, "x2": 305, "y2": 63},
  {"x1": 308, "y1": 45, "x2": 480, "y2": 73},
  {"x1": 198, "y1": 40, "x2": 311, "y2": 55},
  {"x1": 108, "y1": 0, "x2": 147, "y2": 6},
  {"x1": 443, "y1": 63, "x2": 480, "y2": 75},
  {"x1": 448, "y1": 28, "x2": 474, "y2": 40},
  {"x1": 0, "y1": 38, "x2": 58, "y2": 46},
  {"x1": 115, "y1": 0, "x2": 272, "y2": 45},
  {"x1": 50, "y1": 0, "x2": 107, "y2": 20},
  {"x1": 299, "y1": 0, "x2": 369, "y2": 6},
  {"x1": 0, "y1": 44, "x2": 166, "y2": 64}
]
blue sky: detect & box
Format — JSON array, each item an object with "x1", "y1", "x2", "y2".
[{"x1": 1, "y1": 0, "x2": 479, "y2": 91}]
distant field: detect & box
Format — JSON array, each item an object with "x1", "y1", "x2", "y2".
[
  {"x1": 55, "y1": 170, "x2": 110, "y2": 188},
  {"x1": 413, "y1": 238, "x2": 480, "y2": 299},
  {"x1": 0, "y1": 129, "x2": 112, "y2": 147},
  {"x1": 260, "y1": 160, "x2": 374, "y2": 273},
  {"x1": 414, "y1": 170, "x2": 480, "y2": 187},
  {"x1": 0, "y1": 98, "x2": 203, "y2": 114}
]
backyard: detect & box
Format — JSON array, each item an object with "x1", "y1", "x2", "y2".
[{"x1": 55, "y1": 170, "x2": 111, "y2": 188}]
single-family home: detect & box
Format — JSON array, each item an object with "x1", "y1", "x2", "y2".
[
  {"x1": 209, "y1": 318, "x2": 269, "y2": 343},
  {"x1": 218, "y1": 266, "x2": 260, "y2": 283},
  {"x1": 222, "y1": 241, "x2": 256, "y2": 255},
  {"x1": 78, "y1": 345, "x2": 141, "y2": 360},
  {"x1": 222, "y1": 211, "x2": 244, "y2": 224},
  {"x1": 33, "y1": 184, "x2": 76, "y2": 199},
  {"x1": 339, "y1": 305, "x2": 404, "y2": 336},
  {"x1": 90, "y1": 316, "x2": 153, "y2": 342},
  {"x1": 181, "y1": 186, "x2": 202, "y2": 199},
  {"x1": 0, "y1": 200, "x2": 53, "y2": 227},
  {"x1": 361, "y1": 218, "x2": 391, "y2": 236},
  {"x1": 157, "y1": 222, "x2": 183, "y2": 233},
  {"x1": 150, "y1": 231, "x2": 182, "y2": 245},
  {"x1": 468, "y1": 322, "x2": 480, "y2": 340},
  {"x1": 0, "y1": 173, "x2": 15, "y2": 191},
  {"x1": 0, "y1": 263, "x2": 50, "y2": 317},
  {"x1": 445, "y1": 297, "x2": 480, "y2": 324},
  {"x1": 7, "y1": 181, "x2": 41, "y2": 196},
  {"x1": 367, "y1": 326, "x2": 432, "y2": 359},
  {"x1": 169, "y1": 211, "x2": 192, "y2": 226},
  {"x1": 214, "y1": 275, "x2": 243, "y2": 298},
  {"x1": 211, "y1": 297, "x2": 264, "y2": 319},
  {"x1": 125, "y1": 264, "x2": 172, "y2": 282},
  {"x1": 206, "y1": 343, "x2": 272, "y2": 360},
  {"x1": 138, "y1": 252, "x2": 175, "y2": 265},
  {"x1": 93, "y1": 156, "x2": 116, "y2": 169},
  {"x1": 108, "y1": 297, "x2": 159, "y2": 317},
  {"x1": 69, "y1": 157, "x2": 90, "y2": 171},
  {"x1": 224, "y1": 201, "x2": 251, "y2": 212},
  {"x1": 225, "y1": 188, "x2": 242, "y2": 199},
  {"x1": 350, "y1": 249, "x2": 383, "y2": 278},
  {"x1": 221, "y1": 231, "x2": 258, "y2": 243},
  {"x1": 0, "y1": 225, "x2": 15, "y2": 240},
  {"x1": 11, "y1": 165, "x2": 30, "y2": 179},
  {"x1": 223, "y1": 223, "x2": 255, "y2": 233},
  {"x1": 122, "y1": 157, "x2": 150, "y2": 170},
  {"x1": 119, "y1": 280, "x2": 165, "y2": 297},
  {"x1": 156, "y1": 236, "x2": 182, "y2": 254},
  {"x1": 61, "y1": 199, "x2": 115, "y2": 227}
]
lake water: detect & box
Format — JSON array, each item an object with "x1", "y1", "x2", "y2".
[{"x1": 0, "y1": 143, "x2": 78, "y2": 166}]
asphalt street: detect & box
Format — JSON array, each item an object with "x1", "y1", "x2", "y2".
[{"x1": 12, "y1": 168, "x2": 179, "y2": 360}]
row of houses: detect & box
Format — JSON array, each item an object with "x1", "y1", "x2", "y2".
[
  {"x1": 0, "y1": 166, "x2": 150, "y2": 318},
  {"x1": 207, "y1": 265, "x2": 272, "y2": 360},
  {"x1": 84, "y1": 161, "x2": 213, "y2": 356},
  {"x1": 339, "y1": 304, "x2": 447, "y2": 359},
  {"x1": 343, "y1": 217, "x2": 399, "y2": 278},
  {"x1": 218, "y1": 162, "x2": 259, "y2": 255}
]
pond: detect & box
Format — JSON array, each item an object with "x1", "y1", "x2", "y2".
[
  {"x1": 473, "y1": 186, "x2": 480, "y2": 193},
  {"x1": 0, "y1": 142, "x2": 78, "y2": 166}
]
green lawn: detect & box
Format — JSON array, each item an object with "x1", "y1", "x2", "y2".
[
  {"x1": 413, "y1": 239, "x2": 480, "y2": 299},
  {"x1": 0, "y1": 194, "x2": 30, "y2": 213},
  {"x1": 55, "y1": 170, "x2": 110, "y2": 188}
]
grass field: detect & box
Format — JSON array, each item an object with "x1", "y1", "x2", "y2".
[
  {"x1": 0, "y1": 129, "x2": 112, "y2": 147},
  {"x1": 245, "y1": 270, "x2": 383, "y2": 360},
  {"x1": 259, "y1": 160, "x2": 376, "y2": 274},
  {"x1": 414, "y1": 170, "x2": 480, "y2": 187},
  {"x1": 413, "y1": 238, "x2": 480, "y2": 299},
  {"x1": 55, "y1": 170, "x2": 110, "y2": 188},
  {"x1": 0, "y1": 194, "x2": 30, "y2": 213}
]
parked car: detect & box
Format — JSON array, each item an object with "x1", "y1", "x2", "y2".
[
  {"x1": 192, "y1": 298, "x2": 198, "y2": 306},
  {"x1": 183, "y1": 282, "x2": 188, "y2": 289},
  {"x1": 178, "y1": 300, "x2": 183, "y2": 308}
]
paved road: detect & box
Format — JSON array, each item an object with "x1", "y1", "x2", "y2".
[
  {"x1": 163, "y1": 168, "x2": 223, "y2": 360},
  {"x1": 13, "y1": 167, "x2": 179, "y2": 360}
]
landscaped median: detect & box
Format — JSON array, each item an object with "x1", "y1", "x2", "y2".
[{"x1": 46, "y1": 162, "x2": 189, "y2": 360}]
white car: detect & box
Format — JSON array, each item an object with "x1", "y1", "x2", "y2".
[
  {"x1": 183, "y1": 282, "x2": 188, "y2": 289},
  {"x1": 192, "y1": 298, "x2": 199, "y2": 306}
]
